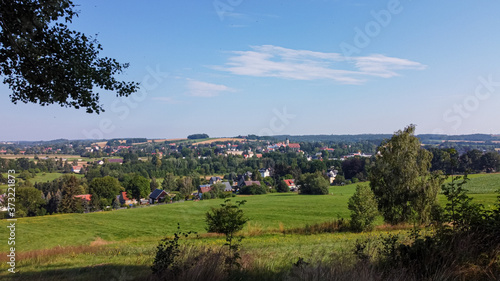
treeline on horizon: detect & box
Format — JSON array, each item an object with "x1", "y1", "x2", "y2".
[{"x1": 4, "y1": 132, "x2": 500, "y2": 146}]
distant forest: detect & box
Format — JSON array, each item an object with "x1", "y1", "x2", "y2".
[
  {"x1": 273, "y1": 133, "x2": 500, "y2": 143},
  {"x1": 4, "y1": 133, "x2": 500, "y2": 146}
]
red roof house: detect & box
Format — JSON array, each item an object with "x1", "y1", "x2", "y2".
[
  {"x1": 118, "y1": 191, "x2": 137, "y2": 205},
  {"x1": 75, "y1": 194, "x2": 92, "y2": 201},
  {"x1": 284, "y1": 179, "x2": 297, "y2": 190},
  {"x1": 72, "y1": 166, "x2": 83, "y2": 173}
]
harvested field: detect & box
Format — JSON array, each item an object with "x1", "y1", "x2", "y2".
[{"x1": 193, "y1": 138, "x2": 246, "y2": 145}]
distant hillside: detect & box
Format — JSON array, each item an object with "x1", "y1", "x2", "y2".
[
  {"x1": 272, "y1": 134, "x2": 500, "y2": 144},
  {"x1": 273, "y1": 134, "x2": 391, "y2": 143}
]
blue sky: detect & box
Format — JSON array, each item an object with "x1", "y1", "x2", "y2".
[{"x1": 2, "y1": 0, "x2": 500, "y2": 141}]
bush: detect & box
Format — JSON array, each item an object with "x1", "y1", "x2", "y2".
[
  {"x1": 239, "y1": 184, "x2": 267, "y2": 195},
  {"x1": 298, "y1": 173, "x2": 329, "y2": 195},
  {"x1": 151, "y1": 224, "x2": 196, "y2": 278},
  {"x1": 348, "y1": 185, "x2": 379, "y2": 232},
  {"x1": 206, "y1": 199, "x2": 248, "y2": 270},
  {"x1": 276, "y1": 180, "x2": 289, "y2": 193}
]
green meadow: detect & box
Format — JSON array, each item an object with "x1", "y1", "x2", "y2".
[
  {"x1": 0, "y1": 173, "x2": 498, "y2": 280},
  {"x1": 1, "y1": 172, "x2": 84, "y2": 192}
]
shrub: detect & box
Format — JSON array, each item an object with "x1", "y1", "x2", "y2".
[
  {"x1": 206, "y1": 199, "x2": 248, "y2": 270},
  {"x1": 276, "y1": 180, "x2": 289, "y2": 193},
  {"x1": 239, "y1": 184, "x2": 267, "y2": 195},
  {"x1": 151, "y1": 224, "x2": 196, "y2": 278},
  {"x1": 348, "y1": 185, "x2": 379, "y2": 232},
  {"x1": 297, "y1": 173, "x2": 329, "y2": 195}
]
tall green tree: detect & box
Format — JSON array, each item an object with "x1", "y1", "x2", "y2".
[
  {"x1": 276, "y1": 180, "x2": 289, "y2": 193},
  {"x1": 89, "y1": 192, "x2": 101, "y2": 212},
  {"x1": 162, "y1": 173, "x2": 176, "y2": 191},
  {"x1": 125, "y1": 174, "x2": 150, "y2": 203},
  {"x1": 348, "y1": 184, "x2": 378, "y2": 232},
  {"x1": 150, "y1": 177, "x2": 160, "y2": 192},
  {"x1": 59, "y1": 175, "x2": 83, "y2": 213},
  {"x1": 177, "y1": 176, "x2": 194, "y2": 197},
  {"x1": 480, "y1": 152, "x2": 500, "y2": 173},
  {"x1": 89, "y1": 176, "x2": 122, "y2": 202},
  {"x1": 297, "y1": 173, "x2": 329, "y2": 195},
  {"x1": 16, "y1": 187, "x2": 46, "y2": 217},
  {"x1": 0, "y1": 0, "x2": 139, "y2": 113},
  {"x1": 369, "y1": 125, "x2": 443, "y2": 224}
]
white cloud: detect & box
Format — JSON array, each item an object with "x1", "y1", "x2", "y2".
[
  {"x1": 354, "y1": 54, "x2": 427, "y2": 78},
  {"x1": 186, "y1": 79, "x2": 236, "y2": 97},
  {"x1": 213, "y1": 45, "x2": 426, "y2": 84}
]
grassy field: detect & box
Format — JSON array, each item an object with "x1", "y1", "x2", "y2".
[
  {"x1": 337, "y1": 173, "x2": 500, "y2": 194},
  {"x1": 0, "y1": 229, "x2": 401, "y2": 281},
  {"x1": 0, "y1": 191, "x2": 357, "y2": 253},
  {"x1": 0, "y1": 172, "x2": 84, "y2": 192},
  {"x1": 0, "y1": 173, "x2": 498, "y2": 280},
  {"x1": 0, "y1": 181, "x2": 497, "y2": 253},
  {"x1": 443, "y1": 173, "x2": 500, "y2": 193}
]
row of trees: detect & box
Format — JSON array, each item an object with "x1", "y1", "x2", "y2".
[
  {"x1": 13, "y1": 172, "x2": 156, "y2": 217},
  {"x1": 428, "y1": 147, "x2": 500, "y2": 174},
  {"x1": 347, "y1": 124, "x2": 499, "y2": 232}
]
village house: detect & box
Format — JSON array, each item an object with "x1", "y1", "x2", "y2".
[
  {"x1": 239, "y1": 180, "x2": 262, "y2": 188},
  {"x1": 196, "y1": 184, "x2": 213, "y2": 200},
  {"x1": 259, "y1": 168, "x2": 271, "y2": 178},
  {"x1": 327, "y1": 170, "x2": 338, "y2": 184},
  {"x1": 284, "y1": 179, "x2": 297, "y2": 191},
  {"x1": 198, "y1": 184, "x2": 212, "y2": 194},
  {"x1": 237, "y1": 171, "x2": 253, "y2": 186},
  {"x1": 74, "y1": 194, "x2": 91, "y2": 202},
  {"x1": 209, "y1": 176, "x2": 221, "y2": 185},
  {"x1": 221, "y1": 182, "x2": 233, "y2": 192},
  {"x1": 108, "y1": 158, "x2": 124, "y2": 164},
  {"x1": 72, "y1": 165, "x2": 83, "y2": 173},
  {"x1": 149, "y1": 189, "x2": 168, "y2": 204},
  {"x1": 117, "y1": 192, "x2": 137, "y2": 205}
]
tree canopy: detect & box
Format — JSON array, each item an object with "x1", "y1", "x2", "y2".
[
  {"x1": 187, "y1": 134, "x2": 209, "y2": 140},
  {"x1": 89, "y1": 176, "x2": 123, "y2": 202},
  {"x1": 0, "y1": 0, "x2": 139, "y2": 113},
  {"x1": 125, "y1": 174, "x2": 150, "y2": 202},
  {"x1": 297, "y1": 172, "x2": 329, "y2": 195},
  {"x1": 369, "y1": 125, "x2": 443, "y2": 224}
]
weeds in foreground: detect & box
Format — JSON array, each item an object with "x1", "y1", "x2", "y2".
[{"x1": 285, "y1": 218, "x2": 349, "y2": 235}]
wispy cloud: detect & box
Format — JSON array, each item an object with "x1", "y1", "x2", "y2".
[
  {"x1": 186, "y1": 79, "x2": 236, "y2": 97},
  {"x1": 212, "y1": 45, "x2": 426, "y2": 84},
  {"x1": 354, "y1": 54, "x2": 427, "y2": 78}
]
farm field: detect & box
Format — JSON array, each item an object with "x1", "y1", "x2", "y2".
[
  {"x1": 148, "y1": 138, "x2": 187, "y2": 143},
  {"x1": 192, "y1": 137, "x2": 246, "y2": 145},
  {"x1": 0, "y1": 154, "x2": 86, "y2": 160},
  {"x1": 443, "y1": 173, "x2": 500, "y2": 193}
]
